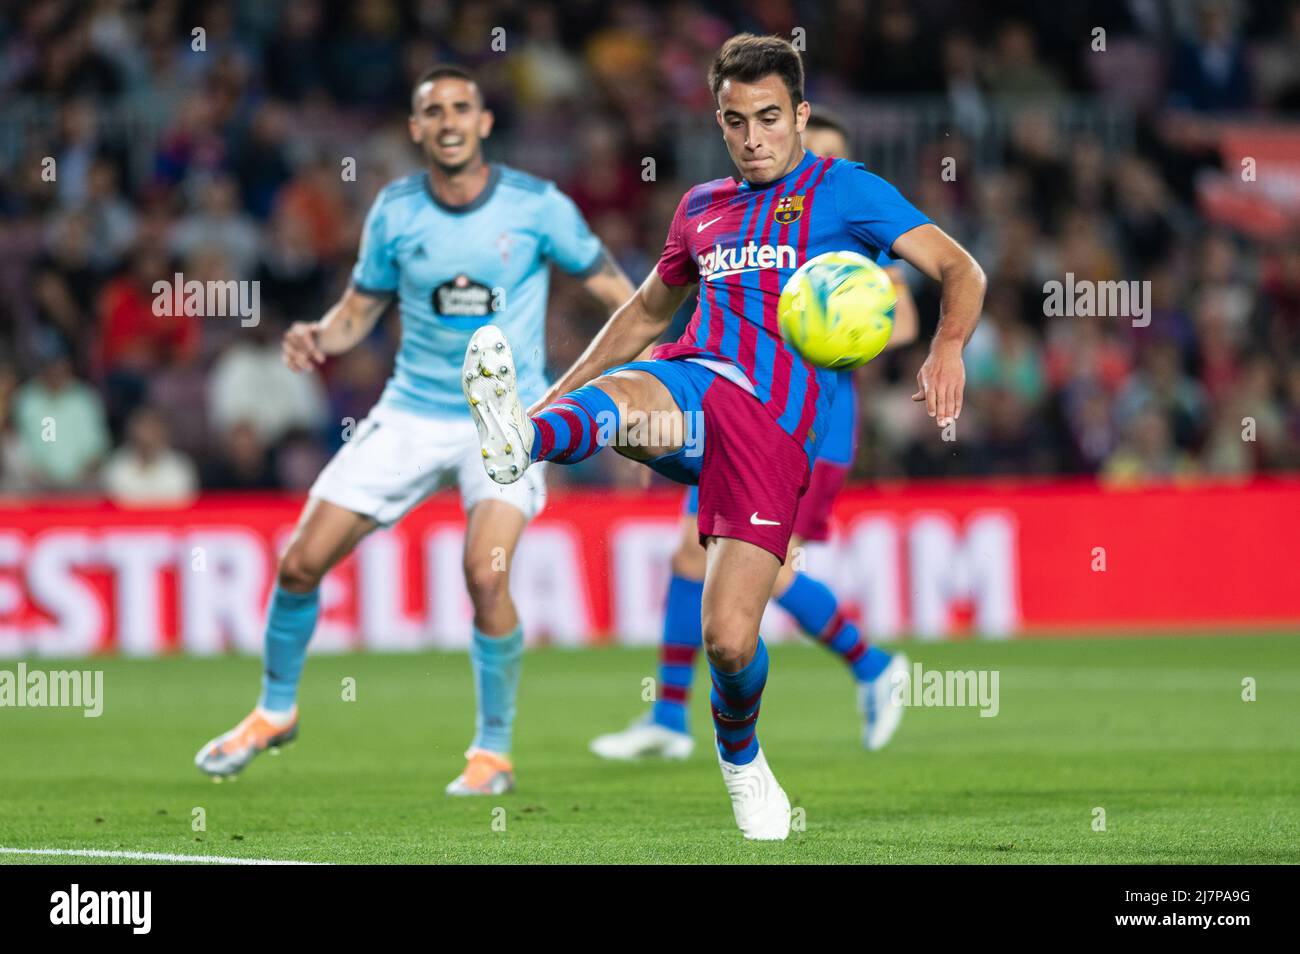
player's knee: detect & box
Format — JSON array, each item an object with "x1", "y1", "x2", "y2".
[
  {"x1": 590, "y1": 375, "x2": 631, "y2": 409},
  {"x1": 463, "y1": 559, "x2": 509, "y2": 610},
  {"x1": 277, "y1": 547, "x2": 327, "y2": 592},
  {"x1": 701, "y1": 619, "x2": 751, "y2": 671}
]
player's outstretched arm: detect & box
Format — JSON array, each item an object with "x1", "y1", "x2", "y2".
[
  {"x1": 530, "y1": 270, "x2": 692, "y2": 413},
  {"x1": 281, "y1": 286, "x2": 391, "y2": 372},
  {"x1": 890, "y1": 223, "x2": 986, "y2": 425}
]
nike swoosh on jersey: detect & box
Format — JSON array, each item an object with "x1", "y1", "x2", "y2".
[
  {"x1": 750, "y1": 512, "x2": 780, "y2": 526},
  {"x1": 696, "y1": 215, "x2": 723, "y2": 233}
]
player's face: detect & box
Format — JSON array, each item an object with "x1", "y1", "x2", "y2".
[
  {"x1": 409, "y1": 78, "x2": 493, "y2": 173},
  {"x1": 802, "y1": 127, "x2": 850, "y2": 160},
  {"x1": 715, "y1": 73, "x2": 810, "y2": 185}
]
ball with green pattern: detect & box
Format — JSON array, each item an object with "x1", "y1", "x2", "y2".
[{"x1": 778, "y1": 250, "x2": 896, "y2": 370}]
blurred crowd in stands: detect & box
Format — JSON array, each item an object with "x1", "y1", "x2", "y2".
[{"x1": 2, "y1": 0, "x2": 1299, "y2": 503}]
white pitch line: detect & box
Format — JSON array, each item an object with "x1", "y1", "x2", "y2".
[{"x1": 0, "y1": 847, "x2": 326, "y2": 866}]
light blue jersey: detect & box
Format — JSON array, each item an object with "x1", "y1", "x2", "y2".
[{"x1": 352, "y1": 164, "x2": 604, "y2": 416}]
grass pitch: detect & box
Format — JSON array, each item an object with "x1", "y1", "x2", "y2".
[{"x1": 2, "y1": 634, "x2": 1297, "y2": 864}]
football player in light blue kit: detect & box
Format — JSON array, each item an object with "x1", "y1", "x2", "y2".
[{"x1": 195, "y1": 65, "x2": 634, "y2": 794}]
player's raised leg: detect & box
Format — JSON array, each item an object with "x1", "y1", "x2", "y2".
[
  {"x1": 465, "y1": 325, "x2": 686, "y2": 479},
  {"x1": 194, "y1": 497, "x2": 375, "y2": 779},
  {"x1": 444, "y1": 498, "x2": 531, "y2": 796}
]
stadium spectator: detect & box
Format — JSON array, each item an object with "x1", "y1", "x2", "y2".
[
  {"x1": 263, "y1": 0, "x2": 330, "y2": 104},
  {"x1": 12, "y1": 339, "x2": 110, "y2": 491},
  {"x1": 1284, "y1": 365, "x2": 1300, "y2": 467},
  {"x1": 508, "y1": 3, "x2": 585, "y2": 109},
  {"x1": 152, "y1": 92, "x2": 229, "y2": 188},
  {"x1": 43, "y1": 158, "x2": 137, "y2": 278},
  {"x1": 321, "y1": 344, "x2": 389, "y2": 451},
  {"x1": 272, "y1": 428, "x2": 330, "y2": 492},
  {"x1": 1169, "y1": 0, "x2": 1252, "y2": 112},
  {"x1": 564, "y1": 121, "x2": 650, "y2": 229},
  {"x1": 169, "y1": 175, "x2": 261, "y2": 280},
  {"x1": 1252, "y1": 0, "x2": 1300, "y2": 110},
  {"x1": 984, "y1": 20, "x2": 1065, "y2": 102},
  {"x1": 101, "y1": 404, "x2": 198, "y2": 505},
  {"x1": 202, "y1": 419, "x2": 278, "y2": 491},
  {"x1": 207, "y1": 323, "x2": 329, "y2": 448},
  {"x1": 1114, "y1": 339, "x2": 1208, "y2": 451},
  {"x1": 855, "y1": 0, "x2": 941, "y2": 95},
  {"x1": 328, "y1": 0, "x2": 405, "y2": 107},
  {"x1": 0, "y1": 362, "x2": 29, "y2": 493},
  {"x1": 1103, "y1": 406, "x2": 1198, "y2": 483},
  {"x1": 273, "y1": 157, "x2": 351, "y2": 264},
  {"x1": 232, "y1": 103, "x2": 296, "y2": 220},
  {"x1": 940, "y1": 31, "x2": 990, "y2": 136},
  {"x1": 30, "y1": 217, "x2": 103, "y2": 372},
  {"x1": 95, "y1": 243, "x2": 199, "y2": 436}
]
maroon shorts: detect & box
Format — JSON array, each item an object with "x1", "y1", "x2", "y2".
[
  {"x1": 792, "y1": 458, "x2": 849, "y2": 542},
  {"x1": 696, "y1": 376, "x2": 811, "y2": 562}
]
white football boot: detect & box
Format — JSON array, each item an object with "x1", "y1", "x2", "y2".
[
  {"x1": 463, "y1": 324, "x2": 534, "y2": 485},
  {"x1": 717, "y1": 747, "x2": 791, "y2": 841},
  {"x1": 859, "y1": 651, "x2": 909, "y2": 751},
  {"x1": 589, "y1": 716, "x2": 695, "y2": 761}
]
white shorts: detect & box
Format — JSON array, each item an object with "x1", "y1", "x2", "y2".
[{"x1": 309, "y1": 403, "x2": 547, "y2": 526}]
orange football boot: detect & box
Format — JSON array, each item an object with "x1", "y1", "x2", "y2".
[
  {"x1": 194, "y1": 708, "x2": 298, "y2": 780},
  {"x1": 445, "y1": 748, "x2": 515, "y2": 796}
]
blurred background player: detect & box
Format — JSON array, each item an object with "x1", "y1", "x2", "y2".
[
  {"x1": 463, "y1": 35, "x2": 983, "y2": 838},
  {"x1": 589, "y1": 110, "x2": 921, "y2": 762},
  {"x1": 194, "y1": 65, "x2": 634, "y2": 794}
]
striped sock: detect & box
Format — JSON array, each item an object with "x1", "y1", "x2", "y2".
[
  {"x1": 776, "y1": 572, "x2": 890, "y2": 682},
  {"x1": 709, "y1": 639, "x2": 768, "y2": 766},
  {"x1": 651, "y1": 574, "x2": 704, "y2": 733},
  {"x1": 530, "y1": 384, "x2": 619, "y2": 464}
]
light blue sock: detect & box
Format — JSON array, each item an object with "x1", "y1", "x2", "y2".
[
  {"x1": 258, "y1": 585, "x2": 321, "y2": 712},
  {"x1": 470, "y1": 625, "x2": 524, "y2": 754}
]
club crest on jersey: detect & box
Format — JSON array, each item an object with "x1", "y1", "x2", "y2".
[{"x1": 773, "y1": 195, "x2": 804, "y2": 224}]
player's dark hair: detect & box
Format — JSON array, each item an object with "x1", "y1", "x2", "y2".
[
  {"x1": 411, "y1": 64, "x2": 482, "y2": 111},
  {"x1": 708, "y1": 34, "x2": 805, "y2": 110}
]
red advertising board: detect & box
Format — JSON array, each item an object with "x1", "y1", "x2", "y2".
[{"x1": 0, "y1": 479, "x2": 1296, "y2": 657}]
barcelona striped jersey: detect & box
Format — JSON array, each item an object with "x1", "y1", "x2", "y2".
[{"x1": 653, "y1": 149, "x2": 929, "y2": 460}]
